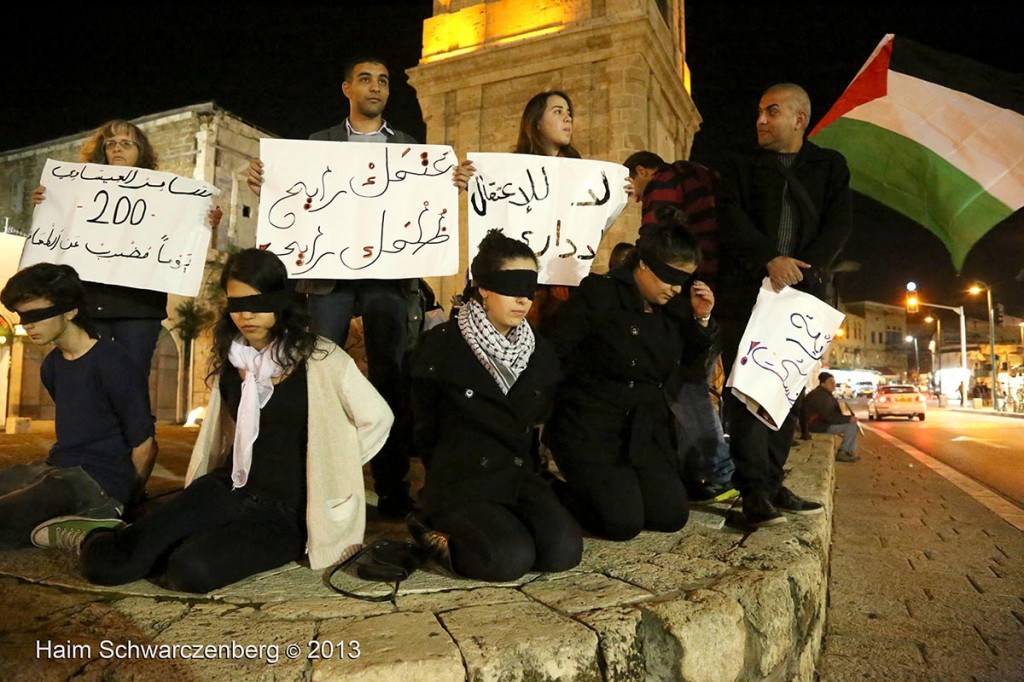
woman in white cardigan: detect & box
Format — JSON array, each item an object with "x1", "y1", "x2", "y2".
[{"x1": 73, "y1": 248, "x2": 393, "y2": 592}]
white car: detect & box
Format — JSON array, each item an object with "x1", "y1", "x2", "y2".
[{"x1": 868, "y1": 385, "x2": 927, "y2": 421}]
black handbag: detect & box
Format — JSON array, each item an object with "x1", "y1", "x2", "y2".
[{"x1": 325, "y1": 540, "x2": 422, "y2": 603}]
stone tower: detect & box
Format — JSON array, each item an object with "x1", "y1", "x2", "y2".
[{"x1": 407, "y1": 0, "x2": 700, "y2": 303}]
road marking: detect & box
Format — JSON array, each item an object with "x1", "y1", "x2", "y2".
[
  {"x1": 950, "y1": 436, "x2": 1009, "y2": 449},
  {"x1": 864, "y1": 425, "x2": 1024, "y2": 532}
]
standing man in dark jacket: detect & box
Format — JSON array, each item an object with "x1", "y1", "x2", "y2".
[
  {"x1": 718, "y1": 83, "x2": 853, "y2": 527},
  {"x1": 247, "y1": 56, "x2": 419, "y2": 518},
  {"x1": 803, "y1": 373, "x2": 860, "y2": 463}
]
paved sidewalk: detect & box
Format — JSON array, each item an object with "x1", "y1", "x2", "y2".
[{"x1": 818, "y1": 428, "x2": 1024, "y2": 680}]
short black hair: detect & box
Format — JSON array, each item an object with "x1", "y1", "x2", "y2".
[
  {"x1": 623, "y1": 151, "x2": 666, "y2": 177},
  {"x1": 0, "y1": 262, "x2": 95, "y2": 336},
  {"x1": 343, "y1": 56, "x2": 390, "y2": 82},
  {"x1": 818, "y1": 372, "x2": 834, "y2": 383},
  {"x1": 628, "y1": 220, "x2": 701, "y2": 270}
]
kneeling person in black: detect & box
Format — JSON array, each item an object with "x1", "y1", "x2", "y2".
[{"x1": 407, "y1": 231, "x2": 582, "y2": 582}]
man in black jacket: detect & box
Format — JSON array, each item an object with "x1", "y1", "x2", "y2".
[
  {"x1": 718, "y1": 83, "x2": 853, "y2": 527},
  {"x1": 246, "y1": 56, "x2": 419, "y2": 518},
  {"x1": 803, "y1": 373, "x2": 860, "y2": 463}
]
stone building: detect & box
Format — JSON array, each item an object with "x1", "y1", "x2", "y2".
[
  {"x1": 828, "y1": 301, "x2": 908, "y2": 376},
  {"x1": 0, "y1": 102, "x2": 271, "y2": 423},
  {"x1": 408, "y1": 0, "x2": 699, "y2": 304}
]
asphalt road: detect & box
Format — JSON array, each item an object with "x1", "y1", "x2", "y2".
[{"x1": 846, "y1": 399, "x2": 1024, "y2": 510}]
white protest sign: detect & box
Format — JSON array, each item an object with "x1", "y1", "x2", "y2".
[
  {"x1": 21, "y1": 160, "x2": 217, "y2": 297},
  {"x1": 726, "y1": 279, "x2": 845, "y2": 430},
  {"x1": 467, "y1": 153, "x2": 628, "y2": 286},
  {"x1": 256, "y1": 139, "x2": 459, "y2": 279}
]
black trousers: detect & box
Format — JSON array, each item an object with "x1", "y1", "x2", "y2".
[
  {"x1": 555, "y1": 452, "x2": 689, "y2": 542},
  {"x1": 426, "y1": 474, "x2": 582, "y2": 582},
  {"x1": 81, "y1": 471, "x2": 305, "y2": 593}
]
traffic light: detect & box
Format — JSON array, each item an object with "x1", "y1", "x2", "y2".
[
  {"x1": 906, "y1": 294, "x2": 919, "y2": 314},
  {"x1": 996, "y1": 303, "x2": 1004, "y2": 324}
]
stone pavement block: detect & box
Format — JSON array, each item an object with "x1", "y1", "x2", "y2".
[
  {"x1": 261, "y1": 597, "x2": 394, "y2": 621},
  {"x1": 649, "y1": 552, "x2": 732, "y2": 585},
  {"x1": 396, "y1": 585, "x2": 530, "y2": 613},
  {"x1": 520, "y1": 572, "x2": 653, "y2": 614},
  {"x1": 817, "y1": 656, "x2": 944, "y2": 681},
  {"x1": 315, "y1": 611, "x2": 464, "y2": 682},
  {"x1": 713, "y1": 569, "x2": 794, "y2": 677},
  {"x1": 440, "y1": 601, "x2": 601, "y2": 681},
  {"x1": 965, "y1": 570, "x2": 1024, "y2": 597},
  {"x1": 576, "y1": 606, "x2": 646, "y2": 682},
  {"x1": 0, "y1": 576, "x2": 104, "y2": 635},
  {"x1": 821, "y1": 632, "x2": 925, "y2": 668},
  {"x1": 905, "y1": 598, "x2": 1024, "y2": 657},
  {"x1": 642, "y1": 590, "x2": 746, "y2": 682}
]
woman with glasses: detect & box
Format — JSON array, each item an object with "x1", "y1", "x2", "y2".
[{"x1": 541, "y1": 220, "x2": 717, "y2": 541}]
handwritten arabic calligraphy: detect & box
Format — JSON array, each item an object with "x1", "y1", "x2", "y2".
[
  {"x1": 20, "y1": 160, "x2": 217, "y2": 297},
  {"x1": 727, "y1": 280, "x2": 845, "y2": 430},
  {"x1": 255, "y1": 140, "x2": 459, "y2": 280},
  {"x1": 467, "y1": 153, "x2": 629, "y2": 287}
]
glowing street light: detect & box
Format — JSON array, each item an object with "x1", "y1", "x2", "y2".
[
  {"x1": 968, "y1": 282, "x2": 999, "y2": 411},
  {"x1": 899, "y1": 287, "x2": 968, "y2": 405}
]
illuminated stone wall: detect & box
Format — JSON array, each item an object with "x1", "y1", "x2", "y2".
[{"x1": 408, "y1": 0, "x2": 700, "y2": 305}]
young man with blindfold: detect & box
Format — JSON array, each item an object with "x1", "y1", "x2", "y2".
[{"x1": 0, "y1": 263, "x2": 154, "y2": 550}]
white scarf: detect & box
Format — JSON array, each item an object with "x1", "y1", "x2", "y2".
[
  {"x1": 457, "y1": 299, "x2": 535, "y2": 394},
  {"x1": 227, "y1": 338, "x2": 286, "y2": 488}
]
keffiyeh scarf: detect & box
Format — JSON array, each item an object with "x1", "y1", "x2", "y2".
[{"x1": 457, "y1": 298, "x2": 535, "y2": 394}]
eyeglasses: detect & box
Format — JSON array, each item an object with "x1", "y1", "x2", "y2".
[{"x1": 104, "y1": 139, "x2": 138, "y2": 150}]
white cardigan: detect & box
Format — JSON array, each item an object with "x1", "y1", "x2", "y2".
[{"x1": 186, "y1": 339, "x2": 394, "y2": 569}]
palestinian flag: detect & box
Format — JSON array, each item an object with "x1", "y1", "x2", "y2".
[{"x1": 811, "y1": 34, "x2": 1024, "y2": 271}]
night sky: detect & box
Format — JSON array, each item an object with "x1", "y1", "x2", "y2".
[{"x1": 5, "y1": 2, "x2": 1021, "y2": 316}]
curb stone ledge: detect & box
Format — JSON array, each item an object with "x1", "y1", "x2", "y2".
[{"x1": 0, "y1": 436, "x2": 835, "y2": 682}]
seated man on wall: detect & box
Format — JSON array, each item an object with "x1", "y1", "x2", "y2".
[
  {"x1": 0, "y1": 263, "x2": 155, "y2": 550},
  {"x1": 802, "y1": 372, "x2": 860, "y2": 463}
]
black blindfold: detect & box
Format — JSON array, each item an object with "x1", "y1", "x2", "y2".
[
  {"x1": 16, "y1": 300, "x2": 81, "y2": 325},
  {"x1": 642, "y1": 254, "x2": 696, "y2": 288},
  {"x1": 226, "y1": 290, "x2": 291, "y2": 314},
  {"x1": 474, "y1": 269, "x2": 538, "y2": 299}
]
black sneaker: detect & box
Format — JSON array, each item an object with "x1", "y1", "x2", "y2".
[
  {"x1": 836, "y1": 450, "x2": 860, "y2": 463},
  {"x1": 742, "y1": 495, "x2": 787, "y2": 528},
  {"x1": 405, "y1": 513, "x2": 454, "y2": 573},
  {"x1": 377, "y1": 492, "x2": 416, "y2": 519},
  {"x1": 690, "y1": 482, "x2": 741, "y2": 505},
  {"x1": 773, "y1": 487, "x2": 824, "y2": 515}
]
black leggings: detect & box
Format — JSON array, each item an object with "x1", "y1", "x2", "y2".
[
  {"x1": 80, "y1": 472, "x2": 305, "y2": 593},
  {"x1": 426, "y1": 475, "x2": 582, "y2": 582}
]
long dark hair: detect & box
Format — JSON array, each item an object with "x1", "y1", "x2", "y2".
[
  {"x1": 207, "y1": 249, "x2": 319, "y2": 382},
  {"x1": 80, "y1": 119, "x2": 158, "y2": 169},
  {"x1": 514, "y1": 90, "x2": 581, "y2": 158},
  {"x1": 465, "y1": 230, "x2": 538, "y2": 303}
]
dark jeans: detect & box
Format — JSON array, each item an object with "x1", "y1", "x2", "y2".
[
  {"x1": 93, "y1": 318, "x2": 163, "y2": 377},
  {"x1": 425, "y1": 475, "x2": 582, "y2": 582},
  {"x1": 724, "y1": 392, "x2": 800, "y2": 499},
  {"x1": 80, "y1": 471, "x2": 305, "y2": 593},
  {"x1": 308, "y1": 281, "x2": 411, "y2": 497},
  {"x1": 672, "y1": 380, "x2": 736, "y2": 487},
  {"x1": 0, "y1": 463, "x2": 122, "y2": 549}
]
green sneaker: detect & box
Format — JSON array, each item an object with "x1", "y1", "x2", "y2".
[{"x1": 30, "y1": 516, "x2": 125, "y2": 552}]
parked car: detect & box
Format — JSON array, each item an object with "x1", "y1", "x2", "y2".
[
  {"x1": 854, "y1": 381, "x2": 876, "y2": 397},
  {"x1": 868, "y1": 385, "x2": 927, "y2": 421},
  {"x1": 835, "y1": 382, "x2": 853, "y2": 398}
]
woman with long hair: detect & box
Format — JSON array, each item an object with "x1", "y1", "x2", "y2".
[
  {"x1": 542, "y1": 221, "x2": 717, "y2": 541},
  {"x1": 406, "y1": 230, "x2": 582, "y2": 582},
  {"x1": 36, "y1": 248, "x2": 393, "y2": 593}
]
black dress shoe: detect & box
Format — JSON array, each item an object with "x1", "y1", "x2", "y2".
[
  {"x1": 772, "y1": 486, "x2": 824, "y2": 515},
  {"x1": 405, "y1": 513, "x2": 455, "y2": 573},
  {"x1": 742, "y1": 494, "x2": 787, "y2": 528}
]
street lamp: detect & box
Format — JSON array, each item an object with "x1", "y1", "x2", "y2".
[
  {"x1": 926, "y1": 315, "x2": 942, "y2": 395},
  {"x1": 905, "y1": 335, "x2": 920, "y2": 379},
  {"x1": 905, "y1": 282, "x2": 968, "y2": 405},
  {"x1": 968, "y1": 282, "x2": 999, "y2": 411}
]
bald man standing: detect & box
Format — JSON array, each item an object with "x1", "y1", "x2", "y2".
[{"x1": 716, "y1": 83, "x2": 853, "y2": 527}]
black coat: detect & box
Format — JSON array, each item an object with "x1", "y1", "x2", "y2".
[
  {"x1": 717, "y1": 140, "x2": 853, "y2": 315},
  {"x1": 409, "y1": 320, "x2": 561, "y2": 513},
  {"x1": 802, "y1": 385, "x2": 852, "y2": 433},
  {"x1": 541, "y1": 267, "x2": 717, "y2": 470}
]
